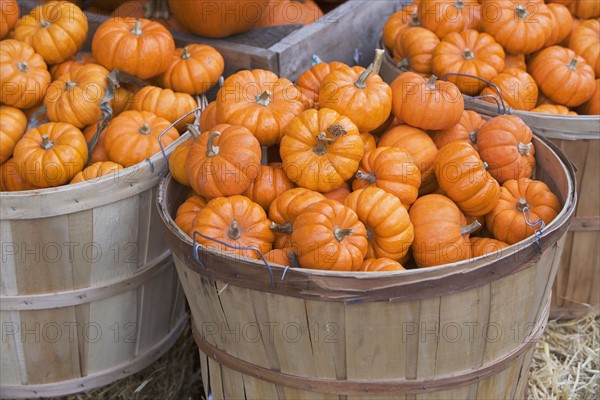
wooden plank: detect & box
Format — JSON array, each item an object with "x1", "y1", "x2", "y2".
[
  {"x1": 414, "y1": 297, "x2": 441, "y2": 400},
  {"x1": 146, "y1": 186, "x2": 170, "y2": 264},
  {"x1": 476, "y1": 351, "x2": 526, "y2": 399},
  {"x1": 220, "y1": 365, "x2": 247, "y2": 400},
  {"x1": 68, "y1": 210, "x2": 94, "y2": 289},
  {"x1": 200, "y1": 351, "x2": 210, "y2": 400},
  {"x1": 208, "y1": 356, "x2": 225, "y2": 400},
  {"x1": 0, "y1": 311, "x2": 23, "y2": 385},
  {"x1": 0, "y1": 220, "x2": 17, "y2": 296}
]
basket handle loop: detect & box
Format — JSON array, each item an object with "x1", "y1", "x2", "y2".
[
  {"x1": 440, "y1": 72, "x2": 512, "y2": 115},
  {"x1": 520, "y1": 205, "x2": 546, "y2": 253},
  {"x1": 191, "y1": 230, "x2": 276, "y2": 288}
]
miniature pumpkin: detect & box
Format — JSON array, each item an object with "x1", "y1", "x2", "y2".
[
  {"x1": 544, "y1": 3, "x2": 573, "y2": 47},
  {"x1": 352, "y1": 147, "x2": 421, "y2": 208},
  {"x1": 0, "y1": 39, "x2": 51, "y2": 109},
  {"x1": 70, "y1": 161, "x2": 123, "y2": 184},
  {"x1": 429, "y1": 109, "x2": 482, "y2": 150},
  {"x1": 420, "y1": 0, "x2": 481, "y2": 39},
  {"x1": 268, "y1": 187, "x2": 326, "y2": 249},
  {"x1": 569, "y1": 18, "x2": 599, "y2": 78},
  {"x1": 0, "y1": 0, "x2": 19, "y2": 39},
  {"x1": 264, "y1": 248, "x2": 294, "y2": 266},
  {"x1": 83, "y1": 123, "x2": 109, "y2": 163},
  {"x1": 112, "y1": 0, "x2": 184, "y2": 32},
  {"x1": 244, "y1": 162, "x2": 296, "y2": 212},
  {"x1": 185, "y1": 124, "x2": 261, "y2": 199},
  {"x1": 0, "y1": 157, "x2": 41, "y2": 191},
  {"x1": 530, "y1": 104, "x2": 577, "y2": 115},
  {"x1": 486, "y1": 178, "x2": 561, "y2": 244},
  {"x1": 216, "y1": 69, "x2": 305, "y2": 146},
  {"x1": 360, "y1": 131, "x2": 377, "y2": 154},
  {"x1": 110, "y1": 84, "x2": 134, "y2": 116},
  {"x1": 393, "y1": 26, "x2": 440, "y2": 75},
  {"x1": 479, "y1": 68, "x2": 539, "y2": 111},
  {"x1": 319, "y1": 50, "x2": 392, "y2": 132},
  {"x1": 434, "y1": 141, "x2": 500, "y2": 216},
  {"x1": 128, "y1": 86, "x2": 197, "y2": 133},
  {"x1": 14, "y1": 1, "x2": 88, "y2": 64},
  {"x1": 190, "y1": 195, "x2": 275, "y2": 260},
  {"x1": 295, "y1": 61, "x2": 348, "y2": 108},
  {"x1": 175, "y1": 194, "x2": 207, "y2": 237},
  {"x1": 12, "y1": 122, "x2": 88, "y2": 187},
  {"x1": 280, "y1": 108, "x2": 364, "y2": 192},
  {"x1": 503, "y1": 54, "x2": 526, "y2": 71},
  {"x1": 470, "y1": 237, "x2": 509, "y2": 258},
  {"x1": 577, "y1": 79, "x2": 599, "y2": 115},
  {"x1": 568, "y1": 0, "x2": 600, "y2": 19},
  {"x1": 390, "y1": 72, "x2": 464, "y2": 131},
  {"x1": 256, "y1": 0, "x2": 323, "y2": 27},
  {"x1": 49, "y1": 53, "x2": 96, "y2": 81},
  {"x1": 168, "y1": 125, "x2": 201, "y2": 186},
  {"x1": 292, "y1": 199, "x2": 368, "y2": 271},
  {"x1": 321, "y1": 182, "x2": 351, "y2": 203},
  {"x1": 382, "y1": 4, "x2": 420, "y2": 50},
  {"x1": 158, "y1": 44, "x2": 224, "y2": 95},
  {"x1": 477, "y1": 115, "x2": 536, "y2": 184},
  {"x1": 0, "y1": 106, "x2": 28, "y2": 163},
  {"x1": 199, "y1": 101, "x2": 219, "y2": 132},
  {"x1": 345, "y1": 187, "x2": 414, "y2": 261},
  {"x1": 360, "y1": 258, "x2": 405, "y2": 272},
  {"x1": 92, "y1": 17, "x2": 175, "y2": 79},
  {"x1": 44, "y1": 63, "x2": 109, "y2": 129},
  {"x1": 409, "y1": 194, "x2": 477, "y2": 268},
  {"x1": 528, "y1": 46, "x2": 595, "y2": 107},
  {"x1": 104, "y1": 110, "x2": 179, "y2": 167}
]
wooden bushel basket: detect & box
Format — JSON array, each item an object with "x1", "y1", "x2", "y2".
[
  {"x1": 157, "y1": 134, "x2": 576, "y2": 399},
  {"x1": 0, "y1": 134, "x2": 190, "y2": 398}
]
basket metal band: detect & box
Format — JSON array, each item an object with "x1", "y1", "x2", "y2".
[{"x1": 192, "y1": 298, "x2": 549, "y2": 396}]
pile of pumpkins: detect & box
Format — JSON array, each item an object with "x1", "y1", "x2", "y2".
[
  {"x1": 168, "y1": 49, "x2": 562, "y2": 273},
  {"x1": 382, "y1": 0, "x2": 599, "y2": 115},
  {"x1": 0, "y1": 0, "x2": 224, "y2": 190}
]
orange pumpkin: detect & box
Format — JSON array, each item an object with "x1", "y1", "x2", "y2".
[
  {"x1": 568, "y1": 0, "x2": 600, "y2": 19},
  {"x1": 244, "y1": 162, "x2": 296, "y2": 212},
  {"x1": 544, "y1": 3, "x2": 573, "y2": 47},
  {"x1": 12, "y1": 122, "x2": 88, "y2": 187},
  {"x1": 0, "y1": 157, "x2": 41, "y2": 191},
  {"x1": 216, "y1": 69, "x2": 305, "y2": 146},
  {"x1": 83, "y1": 123, "x2": 109, "y2": 163},
  {"x1": 199, "y1": 101, "x2": 218, "y2": 132},
  {"x1": 190, "y1": 195, "x2": 275, "y2": 260},
  {"x1": 382, "y1": 3, "x2": 420, "y2": 50},
  {"x1": 360, "y1": 258, "x2": 406, "y2": 272},
  {"x1": 128, "y1": 86, "x2": 197, "y2": 133},
  {"x1": 432, "y1": 29, "x2": 505, "y2": 96},
  {"x1": 470, "y1": 237, "x2": 509, "y2": 258},
  {"x1": 92, "y1": 17, "x2": 175, "y2": 79},
  {"x1": 530, "y1": 104, "x2": 577, "y2": 115},
  {"x1": 378, "y1": 124, "x2": 438, "y2": 195},
  {"x1": 70, "y1": 161, "x2": 123, "y2": 184},
  {"x1": 104, "y1": 110, "x2": 179, "y2": 167},
  {"x1": 360, "y1": 131, "x2": 377, "y2": 154},
  {"x1": 390, "y1": 72, "x2": 464, "y2": 130},
  {"x1": 280, "y1": 108, "x2": 364, "y2": 192},
  {"x1": 264, "y1": 248, "x2": 294, "y2": 266},
  {"x1": 0, "y1": 106, "x2": 28, "y2": 163},
  {"x1": 577, "y1": 79, "x2": 599, "y2": 115},
  {"x1": 429, "y1": 109, "x2": 482, "y2": 150},
  {"x1": 528, "y1": 46, "x2": 595, "y2": 107},
  {"x1": 158, "y1": 44, "x2": 224, "y2": 95},
  {"x1": 479, "y1": 68, "x2": 539, "y2": 111},
  {"x1": 420, "y1": 0, "x2": 481, "y2": 38},
  {"x1": 393, "y1": 26, "x2": 440, "y2": 75},
  {"x1": 321, "y1": 182, "x2": 351, "y2": 203},
  {"x1": 486, "y1": 178, "x2": 561, "y2": 244},
  {"x1": 0, "y1": 0, "x2": 19, "y2": 39},
  {"x1": 292, "y1": 199, "x2": 368, "y2": 271},
  {"x1": 409, "y1": 194, "x2": 476, "y2": 268},
  {"x1": 44, "y1": 63, "x2": 109, "y2": 129},
  {"x1": 569, "y1": 18, "x2": 599, "y2": 78},
  {"x1": 175, "y1": 194, "x2": 207, "y2": 237},
  {"x1": 345, "y1": 187, "x2": 414, "y2": 261},
  {"x1": 295, "y1": 61, "x2": 348, "y2": 109},
  {"x1": 477, "y1": 115, "x2": 536, "y2": 184},
  {"x1": 112, "y1": 0, "x2": 184, "y2": 32},
  {"x1": 434, "y1": 141, "x2": 500, "y2": 216},
  {"x1": 256, "y1": 0, "x2": 323, "y2": 27},
  {"x1": 185, "y1": 124, "x2": 261, "y2": 199},
  {"x1": 0, "y1": 39, "x2": 51, "y2": 109},
  {"x1": 168, "y1": 125, "x2": 201, "y2": 186},
  {"x1": 352, "y1": 147, "x2": 421, "y2": 208},
  {"x1": 14, "y1": 1, "x2": 88, "y2": 64},
  {"x1": 49, "y1": 53, "x2": 96, "y2": 81},
  {"x1": 503, "y1": 54, "x2": 526, "y2": 71},
  {"x1": 110, "y1": 84, "x2": 134, "y2": 116}
]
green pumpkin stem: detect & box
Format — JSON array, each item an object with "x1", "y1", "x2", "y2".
[
  {"x1": 567, "y1": 59, "x2": 577, "y2": 71},
  {"x1": 515, "y1": 5, "x2": 528, "y2": 19},
  {"x1": 206, "y1": 131, "x2": 220, "y2": 157},
  {"x1": 356, "y1": 170, "x2": 376, "y2": 183},
  {"x1": 355, "y1": 49, "x2": 385, "y2": 88},
  {"x1": 40, "y1": 134, "x2": 54, "y2": 150},
  {"x1": 461, "y1": 220, "x2": 482, "y2": 236},
  {"x1": 256, "y1": 90, "x2": 272, "y2": 107},
  {"x1": 463, "y1": 48, "x2": 475, "y2": 60},
  {"x1": 138, "y1": 123, "x2": 151, "y2": 135},
  {"x1": 334, "y1": 227, "x2": 354, "y2": 242},
  {"x1": 425, "y1": 75, "x2": 438, "y2": 90},
  {"x1": 40, "y1": 20, "x2": 50, "y2": 28},
  {"x1": 17, "y1": 61, "x2": 29, "y2": 73},
  {"x1": 182, "y1": 46, "x2": 191, "y2": 60},
  {"x1": 131, "y1": 20, "x2": 143, "y2": 36},
  {"x1": 270, "y1": 221, "x2": 292, "y2": 234},
  {"x1": 516, "y1": 198, "x2": 529, "y2": 212},
  {"x1": 228, "y1": 220, "x2": 241, "y2": 240},
  {"x1": 518, "y1": 142, "x2": 532, "y2": 156}
]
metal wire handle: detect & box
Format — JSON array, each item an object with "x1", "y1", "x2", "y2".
[
  {"x1": 441, "y1": 72, "x2": 512, "y2": 115},
  {"x1": 191, "y1": 230, "x2": 276, "y2": 288},
  {"x1": 521, "y1": 207, "x2": 546, "y2": 253}
]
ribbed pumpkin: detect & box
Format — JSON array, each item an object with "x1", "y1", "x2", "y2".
[
  {"x1": 244, "y1": 162, "x2": 296, "y2": 212},
  {"x1": 568, "y1": 0, "x2": 600, "y2": 19},
  {"x1": 577, "y1": 79, "x2": 599, "y2": 115},
  {"x1": 420, "y1": 0, "x2": 481, "y2": 39},
  {"x1": 295, "y1": 61, "x2": 348, "y2": 108},
  {"x1": 175, "y1": 194, "x2": 207, "y2": 237},
  {"x1": 434, "y1": 141, "x2": 500, "y2": 216},
  {"x1": 531, "y1": 104, "x2": 577, "y2": 115},
  {"x1": 12, "y1": 122, "x2": 88, "y2": 187},
  {"x1": 128, "y1": 86, "x2": 197, "y2": 133},
  {"x1": 352, "y1": 147, "x2": 421, "y2": 208},
  {"x1": 544, "y1": 3, "x2": 573, "y2": 47},
  {"x1": 158, "y1": 44, "x2": 224, "y2": 95},
  {"x1": 479, "y1": 68, "x2": 539, "y2": 111},
  {"x1": 528, "y1": 46, "x2": 595, "y2": 107},
  {"x1": 0, "y1": 106, "x2": 28, "y2": 163},
  {"x1": 44, "y1": 63, "x2": 109, "y2": 129},
  {"x1": 92, "y1": 17, "x2": 175, "y2": 79},
  {"x1": 344, "y1": 187, "x2": 414, "y2": 261},
  {"x1": 382, "y1": 3, "x2": 420, "y2": 50},
  {"x1": 280, "y1": 108, "x2": 364, "y2": 192},
  {"x1": 378, "y1": 124, "x2": 438, "y2": 195},
  {"x1": 14, "y1": 1, "x2": 88, "y2": 64},
  {"x1": 0, "y1": 157, "x2": 41, "y2": 191},
  {"x1": 70, "y1": 161, "x2": 123, "y2": 184},
  {"x1": 360, "y1": 258, "x2": 406, "y2": 272},
  {"x1": 503, "y1": 54, "x2": 526, "y2": 71},
  {"x1": 393, "y1": 26, "x2": 440, "y2": 75},
  {"x1": 264, "y1": 248, "x2": 294, "y2": 266},
  {"x1": 360, "y1": 131, "x2": 377, "y2": 154},
  {"x1": 190, "y1": 195, "x2": 275, "y2": 260},
  {"x1": 429, "y1": 109, "x2": 482, "y2": 150},
  {"x1": 0, "y1": 39, "x2": 51, "y2": 109},
  {"x1": 256, "y1": 0, "x2": 323, "y2": 27},
  {"x1": 49, "y1": 53, "x2": 96, "y2": 81},
  {"x1": 291, "y1": 199, "x2": 368, "y2": 271},
  {"x1": 470, "y1": 237, "x2": 509, "y2": 258},
  {"x1": 486, "y1": 178, "x2": 561, "y2": 244},
  {"x1": 216, "y1": 69, "x2": 305, "y2": 146},
  {"x1": 569, "y1": 18, "x2": 599, "y2": 78},
  {"x1": 185, "y1": 124, "x2": 261, "y2": 199},
  {"x1": 432, "y1": 29, "x2": 505, "y2": 96},
  {"x1": 83, "y1": 123, "x2": 109, "y2": 163},
  {"x1": 0, "y1": 0, "x2": 19, "y2": 39},
  {"x1": 321, "y1": 182, "x2": 351, "y2": 203},
  {"x1": 477, "y1": 115, "x2": 535, "y2": 184},
  {"x1": 168, "y1": 125, "x2": 201, "y2": 186}
]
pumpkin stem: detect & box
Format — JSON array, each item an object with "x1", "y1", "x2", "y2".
[
  {"x1": 516, "y1": 198, "x2": 529, "y2": 212},
  {"x1": 256, "y1": 90, "x2": 272, "y2": 107},
  {"x1": 313, "y1": 125, "x2": 347, "y2": 155},
  {"x1": 289, "y1": 250, "x2": 300, "y2": 269},
  {"x1": 131, "y1": 20, "x2": 143, "y2": 36},
  {"x1": 518, "y1": 142, "x2": 532, "y2": 156},
  {"x1": 17, "y1": 61, "x2": 29, "y2": 73},
  {"x1": 356, "y1": 170, "x2": 376, "y2": 183},
  {"x1": 65, "y1": 81, "x2": 77, "y2": 90},
  {"x1": 206, "y1": 131, "x2": 221, "y2": 157},
  {"x1": 396, "y1": 58, "x2": 410, "y2": 69},
  {"x1": 425, "y1": 75, "x2": 438, "y2": 90},
  {"x1": 334, "y1": 227, "x2": 354, "y2": 242},
  {"x1": 515, "y1": 4, "x2": 528, "y2": 19},
  {"x1": 469, "y1": 130, "x2": 478, "y2": 144},
  {"x1": 455, "y1": 0, "x2": 464, "y2": 10},
  {"x1": 463, "y1": 48, "x2": 475, "y2": 60},
  {"x1": 261, "y1": 146, "x2": 269, "y2": 166},
  {"x1": 228, "y1": 220, "x2": 241, "y2": 240},
  {"x1": 567, "y1": 59, "x2": 577, "y2": 71},
  {"x1": 138, "y1": 123, "x2": 151, "y2": 135},
  {"x1": 355, "y1": 49, "x2": 385, "y2": 88},
  {"x1": 461, "y1": 220, "x2": 482, "y2": 236},
  {"x1": 410, "y1": 13, "x2": 419, "y2": 26},
  {"x1": 182, "y1": 46, "x2": 191, "y2": 60},
  {"x1": 270, "y1": 221, "x2": 292, "y2": 234},
  {"x1": 40, "y1": 134, "x2": 54, "y2": 150},
  {"x1": 40, "y1": 20, "x2": 50, "y2": 28}
]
